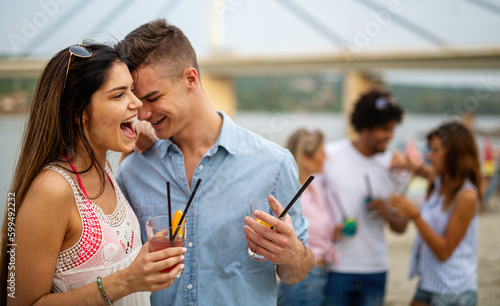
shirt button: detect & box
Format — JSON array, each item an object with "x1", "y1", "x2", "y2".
[
  {"x1": 198, "y1": 165, "x2": 204, "y2": 170},
  {"x1": 168, "y1": 153, "x2": 172, "y2": 157},
  {"x1": 187, "y1": 284, "x2": 193, "y2": 289},
  {"x1": 188, "y1": 242, "x2": 193, "y2": 247}
]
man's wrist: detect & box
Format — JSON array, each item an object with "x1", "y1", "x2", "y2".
[{"x1": 298, "y1": 243, "x2": 311, "y2": 267}]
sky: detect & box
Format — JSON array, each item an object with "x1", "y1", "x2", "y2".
[{"x1": 1, "y1": 0, "x2": 500, "y2": 87}]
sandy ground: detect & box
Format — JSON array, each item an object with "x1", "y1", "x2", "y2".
[{"x1": 385, "y1": 197, "x2": 500, "y2": 306}]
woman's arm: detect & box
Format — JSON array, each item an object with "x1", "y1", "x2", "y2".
[
  {"x1": 391, "y1": 189, "x2": 478, "y2": 261},
  {"x1": 404, "y1": 153, "x2": 436, "y2": 182}
]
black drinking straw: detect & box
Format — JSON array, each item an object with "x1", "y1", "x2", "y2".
[
  {"x1": 167, "y1": 182, "x2": 173, "y2": 241},
  {"x1": 172, "y1": 178, "x2": 202, "y2": 240},
  {"x1": 364, "y1": 174, "x2": 374, "y2": 198},
  {"x1": 270, "y1": 176, "x2": 315, "y2": 230},
  {"x1": 331, "y1": 190, "x2": 348, "y2": 220}
]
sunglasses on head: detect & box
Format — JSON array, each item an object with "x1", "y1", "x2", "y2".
[
  {"x1": 375, "y1": 96, "x2": 398, "y2": 110},
  {"x1": 62, "y1": 39, "x2": 100, "y2": 92}
]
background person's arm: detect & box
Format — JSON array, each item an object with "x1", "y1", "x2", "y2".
[{"x1": 390, "y1": 189, "x2": 478, "y2": 261}]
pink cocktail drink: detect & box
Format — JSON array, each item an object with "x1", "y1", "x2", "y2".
[
  {"x1": 146, "y1": 215, "x2": 186, "y2": 277},
  {"x1": 149, "y1": 237, "x2": 185, "y2": 273}
]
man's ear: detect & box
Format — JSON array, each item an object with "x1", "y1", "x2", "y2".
[{"x1": 184, "y1": 67, "x2": 199, "y2": 91}]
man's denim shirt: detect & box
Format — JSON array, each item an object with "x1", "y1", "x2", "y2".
[{"x1": 117, "y1": 112, "x2": 309, "y2": 306}]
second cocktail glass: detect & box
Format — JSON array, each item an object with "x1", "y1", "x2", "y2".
[{"x1": 247, "y1": 199, "x2": 283, "y2": 261}]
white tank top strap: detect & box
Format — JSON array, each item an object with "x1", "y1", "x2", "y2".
[
  {"x1": 460, "y1": 180, "x2": 477, "y2": 193},
  {"x1": 44, "y1": 164, "x2": 87, "y2": 217}
]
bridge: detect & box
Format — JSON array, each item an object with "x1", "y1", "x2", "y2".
[{"x1": 3, "y1": 48, "x2": 500, "y2": 77}]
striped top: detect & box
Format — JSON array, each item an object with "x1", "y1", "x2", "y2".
[{"x1": 409, "y1": 177, "x2": 479, "y2": 294}]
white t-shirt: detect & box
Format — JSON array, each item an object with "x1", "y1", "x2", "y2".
[{"x1": 323, "y1": 138, "x2": 394, "y2": 274}]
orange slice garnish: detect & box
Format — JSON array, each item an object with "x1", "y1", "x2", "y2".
[
  {"x1": 172, "y1": 210, "x2": 184, "y2": 237},
  {"x1": 256, "y1": 218, "x2": 272, "y2": 229}
]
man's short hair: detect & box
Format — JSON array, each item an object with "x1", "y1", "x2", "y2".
[
  {"x1": 115, "y1": 19, "x2": 199, "y2": 80},
  {"x1": 350, "y1": 89, "x2": 404, "y2": 132}
]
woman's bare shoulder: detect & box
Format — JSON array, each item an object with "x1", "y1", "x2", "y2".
[
  {"x1": 19, "y1": 169, "x2": 76, "y2": 216},
  {"x1": 454, "y1": 188, "x2": 479, "y2": 218}
]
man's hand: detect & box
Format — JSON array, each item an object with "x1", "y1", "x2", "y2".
[
  {"x1": 390, "y1": 151, "x2": 406, "y2": 170},
  {"x1": 243, "y1": 195, "x2": 314, "y2": 283},
  {"x1": 367, "y1": 198, "x2": 394, "y2": 219},
  {"x1": 332, "y1": 224, "x2": 344, "y2": 242},
  {"x1": 244, "y1": 195, "x2": 304, "y2": 265}
]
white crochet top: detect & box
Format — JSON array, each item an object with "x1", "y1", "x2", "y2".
[{"x1": 46, "y1": 163, "x2": 150, "y2": 305}]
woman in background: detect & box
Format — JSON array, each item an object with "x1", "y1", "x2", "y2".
[
  {"x1": 391, "y1": 122, "x2": 481, "y2": 306},
  {"x1": 278, "y1": 128, "x2": 342, "y2": 306}
]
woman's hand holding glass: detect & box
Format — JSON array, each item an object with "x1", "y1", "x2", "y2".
[
  {"x1": 120, "y1": 243, "x2": 186, "y2": 293},
  {"x1": 390, "y1": 193, "x2": 419, "y2": 220}
]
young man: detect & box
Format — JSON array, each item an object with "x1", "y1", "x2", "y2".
[
  {"x1": 323, "y1": 90, "x2": 408, "y2": 306},
  {"x1": 115, "y1": 19, "x2": 313, "y2": 306}
]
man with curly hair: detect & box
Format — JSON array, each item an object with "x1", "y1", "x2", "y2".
[{"x1": 322, "y1": 89, "x2": 409, "y2": 306}]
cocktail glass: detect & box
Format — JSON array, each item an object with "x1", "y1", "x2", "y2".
[
  {"x1": 247, "y1": 199, "x2": 284, "y2": 261},
  {"x1": 146, "y1": 215, "x2": 186, "y2": 278}
]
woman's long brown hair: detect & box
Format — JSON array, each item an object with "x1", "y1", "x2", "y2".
[
  {"x1": 426, "y1": 122, "x2": 483, "y2": 210},
  {"x1": 1, "y1": 44, "x2": 126, "y2": 302}
]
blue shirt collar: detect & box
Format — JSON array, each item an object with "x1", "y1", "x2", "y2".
[
  {"x1": 214, "y1": 111, "x2": 237, "y2": 155},
  {"x1": 157, "y1": 111, "x2": 237, "y2": 158}
]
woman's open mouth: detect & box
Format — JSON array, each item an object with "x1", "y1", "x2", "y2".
[{"x1": 120, "y1": 116, "x2": 137, "y2": 139}]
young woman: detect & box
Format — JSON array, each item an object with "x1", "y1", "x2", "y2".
[
  {"x1": 391, "y1": 122, "x2": 481, "y2": 306},
  {"x1": 278, "y1": 128, "x2": 342, "y2": 306},
  {"x1": 1, "y1": 42, "x2": 185, "y2": 305}
]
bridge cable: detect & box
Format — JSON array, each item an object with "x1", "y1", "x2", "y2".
[
  {"x1": 84, "y1": 0, "x2": 137, "y2": 40},
  {"x1": 460, "y1": 0, "x2": 500, "y2": 18},
  {"x1": 20, "y1": 0, "x2": 95, "y2": 58},
  {"x1": 274, "y1": 0, "x2": 348, "y2": 50},
  {"x1": 353, "y1": 0, "x2": 448, "y2": 49}
]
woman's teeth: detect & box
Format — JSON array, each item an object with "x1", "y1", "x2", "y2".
[{"x1": 122, "y1": 116, "x2": 136, "y2": 124}]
